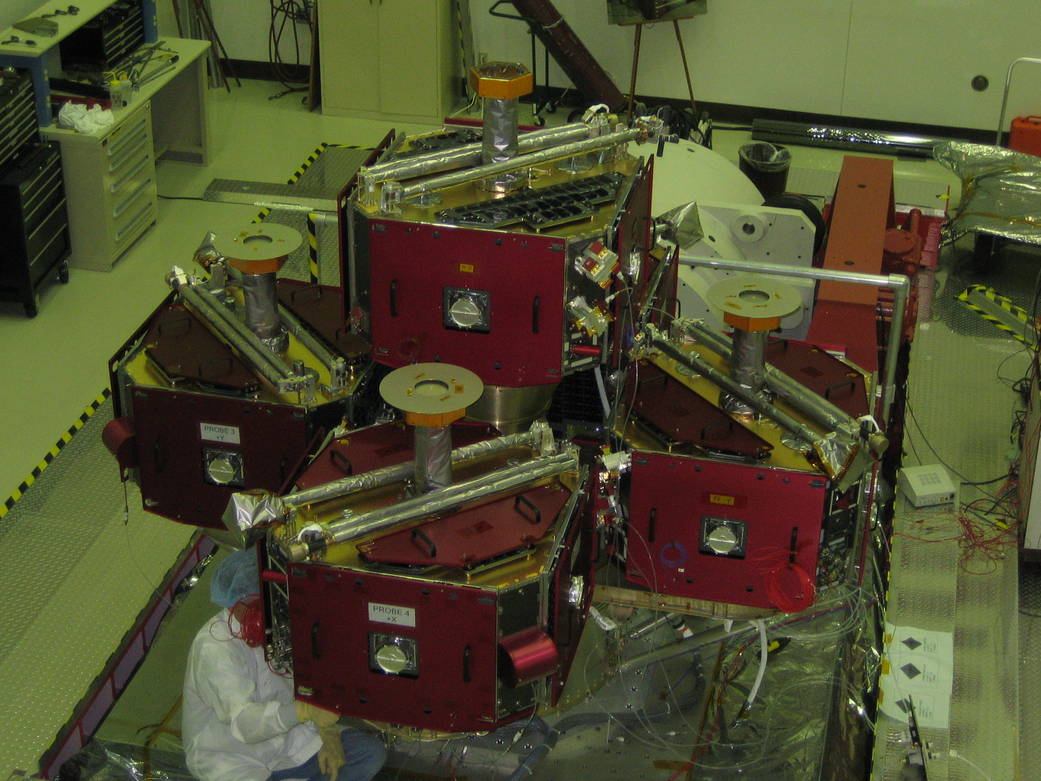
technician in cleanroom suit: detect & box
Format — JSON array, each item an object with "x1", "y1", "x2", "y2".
[{"x1": 182, "y1": 549, "x2": 386, "y2": 781}]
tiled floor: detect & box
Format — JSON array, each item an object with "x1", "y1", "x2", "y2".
[{"x1": 870, "y1": 237, "x2": 1029, "y2": 780}]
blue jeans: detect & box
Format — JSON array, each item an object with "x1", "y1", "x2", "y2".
[{"x1": 269, "y1": 727, "x2": 386, "y2": 781}]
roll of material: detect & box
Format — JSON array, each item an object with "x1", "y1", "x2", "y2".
[
  {"x1": 499, "y1": 627, "x2": 559, "y2": 687},
  {"x1": 103, "y1": 417, "x2": 138, "y2": 470},
  {"x1": 752, "y1": 118, "x2": 938, "y2": 158}
]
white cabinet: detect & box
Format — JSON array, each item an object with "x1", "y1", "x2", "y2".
[
  {"x1": 318, "y1": 0, "x2": 457, "y2": 123},
  {"x1": 36, "y1": 37, "x2": 209, "y2": 271},
  {"x1": 41, "y1": 102, "x2": 158, "y2": 270}
]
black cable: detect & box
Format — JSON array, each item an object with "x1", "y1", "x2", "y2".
[
  {"x1": 1030, "y1": 263, "x2": 1041, "y2": 324},
  {"x1": 268, "y1": 86, "x2": 307, "y2": 101},
  {"x1": 961, "y1": 484, "x2": 1018, "y2": 525},
  {"x1": 1019, "y1": 607, "x2": 1041, "y2": 619},
  {"x1": 289, "y1": 0, "x2": 302, "y2": 83},
  {"x1": 157, "y1": 194, "x2": 245, "y2": 204},
  {"x1": 994, "y1": 346, "x2": 1032, "y2": 389},
  {"x1": 905, "y1": 400, "x2": 1004, "y2": 498},
  {"x1": 960, "y1": 474, "x2": 1012, "y2": 486},
  {"x1": 271, "y1": 2, "x2": 295, "y2": 85},
  {"x1": 905, "y1": 430, "x2": 926, "y2": 469},
  {"x1": 267, "y1": 0, "x2": 311, "y2": 97}
]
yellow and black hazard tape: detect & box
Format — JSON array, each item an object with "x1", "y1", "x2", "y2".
[
  {"x1": 252, "y1": 142, "x2": 332, "y2": 225},
  {"x1": 0, "y1": 390, "x2": 111, "y2": 521},
  {"x1": 958, "y1": 284, "x2": 1038, "y2": 346},
  {"x1": 306, "y1": 212, "x2": 320, "y2": 283},
  {"x1": 298, "y1": 144, "x2": 375, "y2": 282},
  {"x1": 2, "y1": 145, "x2": 379, "y2": 520}
]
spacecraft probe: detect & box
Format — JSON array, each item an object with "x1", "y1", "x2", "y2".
[{"x1": 104, "y1": 61, "x2": 930, "y2": 742}]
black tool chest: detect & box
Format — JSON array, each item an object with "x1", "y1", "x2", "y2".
[
  {"x1": 0, "y1": 68, "x2": 71, "y2": 318},
  {"x1": 0, "y1": 69, "x2": 37, "y2": 172},
  {"x1": 59, "y1": 0, "x2": 146, "y2": 73}
]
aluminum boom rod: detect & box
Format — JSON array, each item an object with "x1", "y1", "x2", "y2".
[
  {"x1": 399, "y1": 127, "x2": 645, "y2": 201},
  {"x1": 278, "y1": 303, "x2": 340, "y2": 373},
  {"x1": 361, "y1": 123, "x2": 594, "y2": 183},
  {"x1": 282, "y1": 425, "x2": 551, "y2": 508},
  {"x1": 170, "y1": 276, "x2": 293, "y2": 389},
  {"x1": 283, "y1": 450, "x2": 578, "y2": 561},
  {"x1": 677, "y1": 319, "x2": 856, "y2": 433},
  {"x1": 677, "y1": 255, "x2": 909, "y2": 421},
  {"x1": 647, "y1": 329, "x2": 821, "y2": 448}
]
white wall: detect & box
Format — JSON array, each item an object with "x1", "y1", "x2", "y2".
[
  {"x1": 470, "y1": 0, "x2": 1041, "y2": 131},
  {"x1": 208, "y1": 0, "x2": 313, "y2": 66},
  {"x1": 841, "y1": 0, "x2": 1040, "y2": 132},
  {"x1": 53, "y1": 0, "x2": 1037, "y2": 132},
  {"x1": 475, "y1": 0, "x2": 851, "y2": 116}
]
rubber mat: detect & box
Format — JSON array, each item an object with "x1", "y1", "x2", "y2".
[
  {"x1": 871, "y1": 241, "x2": 1026, "y2": 780},
  {"x1": 205, "y1": 145, "x2": 374, "y2": 285},
  {"x1": 0, "y1": 398, "x2": 194, "y2": 777}
]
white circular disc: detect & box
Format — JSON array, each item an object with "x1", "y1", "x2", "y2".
[{"x1": 379, "y1": 363, "x2": 485, "y2": 416}]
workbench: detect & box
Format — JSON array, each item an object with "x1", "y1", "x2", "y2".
[
  {"x1": 38, "y1": 37, "x2": 209, "y2": 270},
  {"x1": 0, "y1": 0, "x2": 158, "y2": 126},
  {"x1": 0, "y1": 0, "x2": 209, "y2": 271}
]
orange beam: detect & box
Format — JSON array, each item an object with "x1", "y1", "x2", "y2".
[{"x1": 817, "y1": 157, "x2": 896, "y2": 306}]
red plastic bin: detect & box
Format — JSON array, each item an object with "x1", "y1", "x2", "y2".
[{"x1": 1010, "y1": 115, "x2": 1041, "y2": 156}]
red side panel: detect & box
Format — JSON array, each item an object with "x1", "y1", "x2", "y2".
[
  {"x1": 368, "y1": 220, "x2": 564, "y2": 387},
  {"x1": 625, "y1": 451, "x2": 827, "y2": 609},
  {"x1": 548, "y1": 485, "x2": 595, "y2": 704},
  {"x1": 132, "y1": 388, "x2": 315, "y2": 528},
  {"x1": 289, "y1": 566, "x2": 502, "y2": 732}
]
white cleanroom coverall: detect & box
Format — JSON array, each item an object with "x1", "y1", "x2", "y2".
[{"x1": 182, "y1": 610, "x2": 322, "y2": 781}]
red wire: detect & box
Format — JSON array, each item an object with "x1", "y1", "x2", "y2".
[
  {"x1": 764, "y1": 562, "x2": 815, "y2": 613},
  {"x1": 894, "y1": 478, "x2": 1018, "y2": 575},
  {"x1": 745, "y1": 546, "x2": 815, "y2": 612},
  {"x1": 893, "y1": 532, "x2": 962, "y2": 544}
]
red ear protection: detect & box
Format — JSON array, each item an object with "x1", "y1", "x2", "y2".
[{"x1": 231, "y1": 595, "x2": 266, "y2": 648}]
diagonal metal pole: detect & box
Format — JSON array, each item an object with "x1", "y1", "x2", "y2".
[
  {"x1": 627, "y1": 22, "x2": 643, "y2": 123},
  {"x1": 673, "y1": 19, "x2": 697, "y2": 115}
]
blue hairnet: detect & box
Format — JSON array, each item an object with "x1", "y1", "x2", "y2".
[{"x1": 210, "y1": 549, "x2": 260, "y2": 608}]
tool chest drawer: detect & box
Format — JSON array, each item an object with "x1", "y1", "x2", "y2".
[
  {"x1": 59, "y1": 0, "x2": 147, "y2": 72},
  {"x1": 0, "y1": 141, "x2": 72, "y2": 317},
  {"x1": 0, "y1": 68, "x2": 37, "y2": 172},
  {"x1": 42, "y1": 101, "x2": 158, "y2": 271}
]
